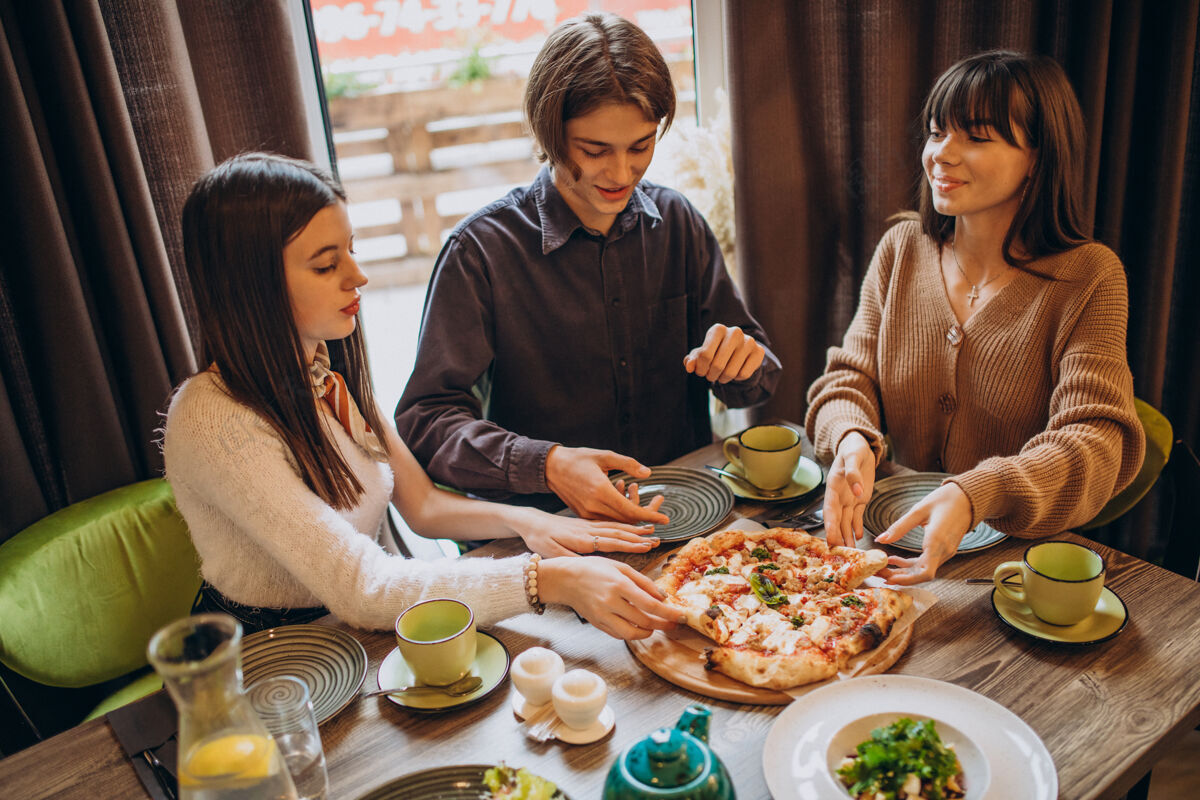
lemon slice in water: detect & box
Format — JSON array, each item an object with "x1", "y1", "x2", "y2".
[{"x1": 180, "y1": 733, "x2": 277, "y2": 786}]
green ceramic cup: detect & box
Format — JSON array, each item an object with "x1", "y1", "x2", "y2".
[
  {"x1": 394, "y1": 598, "x2": 477, "y2": 686},
  {"x1": 723, "y1": 424, "x2": 802, "y2": 490},
  {"x1": 994, "y1": 541, "x2": 1105, "y2": 625}
]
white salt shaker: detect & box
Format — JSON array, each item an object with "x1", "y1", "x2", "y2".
[
  {"x1": 551, "y1": 669, "x2": 607, "y2": 730},
  {"x1": 510, "y1": 646, "x2": 565, "y2": 706}
]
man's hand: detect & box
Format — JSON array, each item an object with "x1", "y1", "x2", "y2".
[
  {"x1": 876, "y1": 482, "x2": 973, "y2": 584},
  {"x1": 823, "y1": 432, "x2": 876, "y2": 547},
  {"x1": 683, "y1": 324, "x2": 765, "y2": 384},
  {"x1": 545, "y1": 445, "x2": 669, "y2": 525}
]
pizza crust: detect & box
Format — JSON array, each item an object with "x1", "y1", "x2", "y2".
[{"x1": 705, "y1": 641, "x2": 840, "y2": 689}]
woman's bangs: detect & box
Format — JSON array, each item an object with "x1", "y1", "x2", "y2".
[{"x1": 928, "y1": 62, "x2": 1022, "y2": 146}]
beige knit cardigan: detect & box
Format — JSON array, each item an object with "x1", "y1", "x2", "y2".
[{"x1": 805, "y1": 221, "x2": 1144, "y2": 538}]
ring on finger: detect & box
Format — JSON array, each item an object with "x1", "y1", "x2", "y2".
[{"x1": 593, "y1": 535, "x2": 599, "y2": 552}]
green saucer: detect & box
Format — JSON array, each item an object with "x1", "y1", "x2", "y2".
[
  {"x1": 991, "y1": 585, "x2": 1128, "y2": 645},
  {"x1": 376, "y1": 630, "x2": 510, "y2": 712},
  {"x1": 718, "y1": 459, "x2": 823, "y2": 502}
]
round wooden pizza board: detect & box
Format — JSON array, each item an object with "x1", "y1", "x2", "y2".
[
  {"x1": 629, "y1": 545, "x2": 914, "y2": 704},
  {"x1": 626, "y1": 623, "x2": 911, "y2": 705}
]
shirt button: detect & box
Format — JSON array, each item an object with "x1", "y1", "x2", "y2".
[
  {"x1": 619, "y1": 359, "x2": 628, "y2": 367},
  {"x1": 611, "y1": 297, "x2": 622, "y2": 306},
  {"x1": 938, "y1": 393, "x2": 957, "y2": 414}
]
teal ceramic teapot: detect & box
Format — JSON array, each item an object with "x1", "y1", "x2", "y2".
[{"x1": 603, "y1": 704, "x2": 736, "y2": 800}]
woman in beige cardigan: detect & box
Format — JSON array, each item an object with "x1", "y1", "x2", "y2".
[{"x1": 805, "y1": 51, "x2": 1143, "y2": 584}]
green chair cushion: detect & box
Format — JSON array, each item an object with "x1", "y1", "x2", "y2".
[
  {"x1": 83, "y1": 671, "x2": 164, "y2": 721},
  {"x1": 1083, "y1": 398, "x2": 1174, "y2": 529},
  {"x1": 0, "y1": 479, "x2": 201, "y2": 688}
]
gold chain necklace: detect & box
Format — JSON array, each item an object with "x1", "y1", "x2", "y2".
[{"x1": 951, "y1": 240, "x2": 1010, "y2": 307}]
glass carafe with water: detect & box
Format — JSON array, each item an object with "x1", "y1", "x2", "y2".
[{"x1": 148, "y1": 613, "x2": 298, "y2": 800}]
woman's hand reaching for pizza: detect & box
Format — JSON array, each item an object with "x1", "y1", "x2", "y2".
[
  {"x1": 538, "y1": 557, "x2": 684, "y2": 640},
  {"x1": 875, "y1": 482, "x2": 973, "y2": 584},
  {"x1": 545, "y1": 445, "x2": 669, "y2": 525},
  {"x1": 513, "y1": 507, "x2": 659, "y2": 558},
  {"x1": 823, "y1": 432, "x2": 877, "y2": 548}
]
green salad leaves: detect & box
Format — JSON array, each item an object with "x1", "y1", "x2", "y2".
[
  {"x1": 836, "y1": 718, "x2": 964, "y2": 800},
  {"x1": 482, "y1": 763, "x2": 558, "y2": 800}
]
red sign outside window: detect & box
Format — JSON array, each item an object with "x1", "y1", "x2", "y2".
[{"x1": 311, "y1": 0, "x2": 692, "y2": 66}]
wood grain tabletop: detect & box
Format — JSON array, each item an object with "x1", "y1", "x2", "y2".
[{"x1": 3, "y1": 435, "x2": 1199, "y2": 800}]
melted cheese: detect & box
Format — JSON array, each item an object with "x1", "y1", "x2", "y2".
[
  {"x1": 733, "y1": 592, "x2": 763, "y2": 617},
  {"x1": 760, "y1": 624, "x2": 809, "y2": 656},
  {"x1": 728, "y1": 611, "x2": 788, "y2": 648},
  {"x1": 806, "y1": 614, "x2": 833, "y2": 646}
]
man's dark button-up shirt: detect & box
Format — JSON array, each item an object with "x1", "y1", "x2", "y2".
[{"x1": 395, "y1": 167, "x2": 781, "y2": 505}]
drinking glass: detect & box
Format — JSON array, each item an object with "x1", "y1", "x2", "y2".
[{"x1": 247, "y1": 676, "x2": 330, "y2": 800}]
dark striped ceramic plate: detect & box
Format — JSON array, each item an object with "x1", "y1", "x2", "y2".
[
  {"x1": 863, "y1": 472, "x2": 1007, "y2": 553},
  {"x1": 354, "y1": 764, "x2": 570, "y2": 800},
  {"x1": 608, "y1": 466, "x2": 734, "y2": 542},
  {"x1": 242, "y1": 624, "x2": 367, "y2": 725}
]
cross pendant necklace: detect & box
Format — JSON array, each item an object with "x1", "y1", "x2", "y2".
[{"x1": 951, "y1": 240, "x2": 1008, "y2": 307}]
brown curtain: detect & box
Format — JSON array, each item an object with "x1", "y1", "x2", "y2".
[
  {"x1": 727, "y1": 0, "x2": 1200, "y2": 562},
  {"x1": 0, "y1": 0, "x2": 314, "y2": 543},
  {"x1": 0, "y1": 0, "x2": 314, "y2": 750}
]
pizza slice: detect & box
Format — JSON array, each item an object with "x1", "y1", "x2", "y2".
[
  {"x1": 656, "y1": 528, "x2": 886, "y2": 602},
  {"x1": 703, "y1": 584, "x2": 913, "y2": 690}
]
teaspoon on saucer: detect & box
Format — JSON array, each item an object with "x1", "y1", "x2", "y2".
[
  {"x1": 704, "y1": 465, "x2": 783, "y2": 498},
  {"x1": 361, "y1": 674, "x2": 483, "y2": 699}
]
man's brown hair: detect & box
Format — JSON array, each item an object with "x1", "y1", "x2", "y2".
[{"x1": 524, "y1": 12, "x2": 676, "y2": 179}]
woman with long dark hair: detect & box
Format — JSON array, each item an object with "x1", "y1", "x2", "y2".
[
  {"x1": 806, "y1": 51, "x2": 1144, "y2": 583},
  {"x1": 163, "y1": 152, "x2": 680, "y2": 637}
]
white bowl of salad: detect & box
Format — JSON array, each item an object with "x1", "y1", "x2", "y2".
[{"x1": 826, "y1": 714, "x2": 989, "y2": 800}]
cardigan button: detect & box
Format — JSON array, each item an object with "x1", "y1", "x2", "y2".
[
  {"x1": 938, "y1": 393, "x2": 957, "y2": 414},
  {"x1": 946, "y1": 325, "x2": 964, "y2": 346}
]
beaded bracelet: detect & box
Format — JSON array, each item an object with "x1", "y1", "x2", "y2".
[{"x1": 523, "y1": 553, "x2": 546, "y2": 615}]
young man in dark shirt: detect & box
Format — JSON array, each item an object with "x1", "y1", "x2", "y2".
[{"x1": 396, "y1": 13, "x2": 780, "y2": 528}]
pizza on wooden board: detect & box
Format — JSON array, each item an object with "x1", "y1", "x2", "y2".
[{"x1": 655, "y1": 528, "x2": 913, "y2": 690}]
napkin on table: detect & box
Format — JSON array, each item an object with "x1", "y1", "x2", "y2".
[{"x1": 106, "y1": 689, "x2": 179, "y2": 800}]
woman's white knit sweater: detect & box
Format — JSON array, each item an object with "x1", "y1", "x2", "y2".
[{"x1": 163, "y1": 372, "x2": 531, "y2": 630}]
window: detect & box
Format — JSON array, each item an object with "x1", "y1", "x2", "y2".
[{"x1": 296, "y1": 0, "x2": 720, "y2": 412}]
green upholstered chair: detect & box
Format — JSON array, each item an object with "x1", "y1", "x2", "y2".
[
  {"x1": 1081, "y1": 398, "x2": 1173, "y2": 530},
  {"x1": 0, "y1": 478, "x2": 201, "y2": 745}
]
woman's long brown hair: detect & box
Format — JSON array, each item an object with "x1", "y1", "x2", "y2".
[{"x1": 181, "y1": 152, "x2": 389, "y2": 509}]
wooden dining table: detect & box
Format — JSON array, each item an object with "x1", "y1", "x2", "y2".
[{"x1": 3, "y1": 436, "x2": 1200, "y2": 800}]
